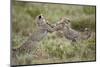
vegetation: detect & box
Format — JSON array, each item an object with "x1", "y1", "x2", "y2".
[{"x1": 12, "y1": 1, "x2": 96, "y2": 65}]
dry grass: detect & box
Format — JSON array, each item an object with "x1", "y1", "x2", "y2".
[{"x1": 11, "y1": 1, "x2": 96, "y2": 65}]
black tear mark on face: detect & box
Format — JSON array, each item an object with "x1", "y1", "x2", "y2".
[{"x1": 38, "y1": 15, "x2": 42, "y2": 19}]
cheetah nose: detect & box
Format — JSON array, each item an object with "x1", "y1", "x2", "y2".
[{"x1": 38, "y1": 15, "x2": 42, "y2": 19}]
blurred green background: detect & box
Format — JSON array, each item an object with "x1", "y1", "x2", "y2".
[{"x1": 12, "y1": 1, "x2": 96, "y2": 65}]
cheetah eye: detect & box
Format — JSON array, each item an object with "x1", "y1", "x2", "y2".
[{"x1": 68, "y1": 19, "x2": 70, "y2": 22}]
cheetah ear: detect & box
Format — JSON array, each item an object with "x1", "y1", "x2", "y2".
[{"x1": 84, "y1": 28, "x2": 89, "y2": 31}]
